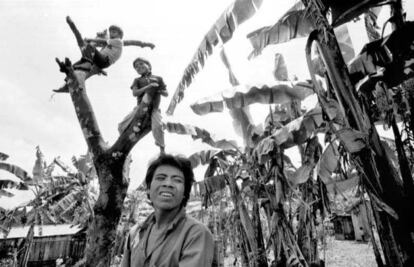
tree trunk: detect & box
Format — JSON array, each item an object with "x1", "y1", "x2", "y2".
[
  {"x1": 84, "y1": 156, "x2": 128, "y2": 266},
  {"x1": 55, "y1": 56, "x2": 152, "y2": 266}
]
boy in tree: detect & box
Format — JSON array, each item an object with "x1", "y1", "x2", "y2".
[
  {"x1": 76, "y1": 24, "x2": 124, "y2": 71},
  {"x1": 118, "y1": 57, "x2": 168, "y2": 153},
  {"x1": 54, "y1": 16, "x2": 155, "y2": 93}
]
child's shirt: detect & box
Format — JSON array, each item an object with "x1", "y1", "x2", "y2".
[
  {"x1": 101, "y1": 38, "x2": 123, "y2": 64},
  {"x1": 130, "y1": 73, "x2": 167, "y2": 110}
]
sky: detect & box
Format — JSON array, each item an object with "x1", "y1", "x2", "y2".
[
  {"x1": 0, "y1": 0, "x2": 297, "y2": 190},
  {"x1": 0, "y1": 0, "x2": 413, "y2": 201}
]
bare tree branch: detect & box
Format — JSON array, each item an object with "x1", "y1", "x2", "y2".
[
  {"x1": 112, "y1": 105, "x2": 152, "y2": 154},
  {"x1": 55, "y1": 58, "x2": 105, "y2": 156}
]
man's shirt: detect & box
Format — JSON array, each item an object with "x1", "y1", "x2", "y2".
[{"x1": 121, "y1": 208, "x2": 214, "y2": 267}]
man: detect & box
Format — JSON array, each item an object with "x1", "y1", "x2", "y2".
[
  {"x1": 121, "y1": 154, "x2": 214, "y2": 267},
  {"x1": 118, "y1": 57, "x2": 167, "y2": 153}
]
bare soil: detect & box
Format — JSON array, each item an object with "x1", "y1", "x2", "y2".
[{"x1": 322, "y1": 236, "x2": 377, "y2": 267}]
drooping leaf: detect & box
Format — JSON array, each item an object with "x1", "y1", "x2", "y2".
[
  {"x1": 253, "y1": 104, "x2": 339, "y2": 161},
  {"x1": 197, "y1": 174, "x2": 227, "y2": 196},
  {"x1": 247, "y1": 5, "x2": 354, "y2": 62},
  {"x1": 334, "y1": 24, "x2": 355, "y2": 64},
  {"x1": 191, "y1": 96, "x2": 225, "y2": 115},
  {"x1": 188, "y1": 150, "x2": 219, "y2": 169},
  {"x1": 220, "y1": 48, "x2": 241, "y2": 86},
  {"x1": 370, "y1": 193, "x2": 399, "y2": 220},
  {"x1": 167, "y1": 0, "x2": 264, "y2": 115},
  {"x1": 191, "y1": 81, "x2": 314, "y2": 115},
  {"x1": 272, "y1": 106, "x2": 325, "y2": 148},
  {"x1": 0, "y1": 162, "x2": 31, "y2": 182},
  {"x1": 247, "y1": 4, "x2": 310, "y2": 58},
  {"x1": 49, "y1": 189, "x2": 80, "y2": 220},
  {"x1": 72, "y1": 153, "x2": 97, "y2": 180},
  {"x1": 220, "y1": 48, "x2": 257, "y2": 146},
  {"x1": 327, "y1": 0, "x2": 384, "y2": 27},
  {"x1": 264, "y1": 105, "x2": 293, "y2": 128},
  {"x1": 335, "y1": 128, "x2": 368, "y2": 153},
  {"x1": 0, "y1": 152, "x2": 9, "y2": 161},
  {"x1": 349, "y1": 22, "x2": 414, "y2": 87},
  {"x1": 54, "y1": 157, "x2": 75, "y2": 174},
  {"x1": 317, "y1": 142, "x2": 340, "y2": 184},
  {"x1": 164, "y1": 122, "x2": 238, "y2": 150},
  {"x1": 287, "y1": 164, "x2": 313, "y2": 185},
  {"x1": 223, "y1": 82, "x2": 313, "y2": 109},
  {"x1": 273, "y1": 53, "x2": 289, "y2": 81},
  {"x1": 380, "y1": 138, "x2": 399, "y2": 171},
  {"x1": 364, "y1": 7, "x2": 382, "y2": 42},
  {"x1": 0, "y1": 170, "x2": 28, "y2": 190},
  {"x1": 325, "y1": 173, "x2": 359, "y2": 194},
  {"x1": 286, "y1": 136, "x2": 321, "y2": 186},
  {"x1": 252, "y1": 137, "x2": 275, "y2": 164},
  {"x1": 0, "y1": 189, "x2": 14, "y2": 197},
  {"x1": 229, "y1": 108, "x2": 257, "y2": 146}
]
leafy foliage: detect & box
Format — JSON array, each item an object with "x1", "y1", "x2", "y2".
[
  {"x1": 164, "y1": 121, "x2": 238, "y2": 150},
  {"x1": 191, "y1": 81, "x2": 314, "y2": 115},
  {"x1": 167, "y1": 0, "x2": 264, "y2": 115}
]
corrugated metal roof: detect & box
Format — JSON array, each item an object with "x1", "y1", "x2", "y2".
[{"x1": 2, "y1": 224, "x2": 82, "y2": 239}]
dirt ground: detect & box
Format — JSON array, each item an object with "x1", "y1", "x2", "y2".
[
  {"x1": 223, "y1": 236, "x2": 377, "y2": 267},
  {"x1": 322, "y1": 236, "x2": 377, "y2": 267}
]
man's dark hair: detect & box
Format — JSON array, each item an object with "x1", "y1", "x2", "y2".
[{"x1": 145, "y1": 154, "x2": 195, "y2": 207}]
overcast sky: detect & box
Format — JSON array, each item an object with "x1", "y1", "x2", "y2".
[{"x1": 1, "y1": 0, "x2": 413, "y2": 199}]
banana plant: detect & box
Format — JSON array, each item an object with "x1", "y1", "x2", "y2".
[
  {"x1": 246, "y1": 2, "x2": 355, "y2": 63},
  {"x1": 167, "y1": 0, "x2": 264, "y2": 114}
]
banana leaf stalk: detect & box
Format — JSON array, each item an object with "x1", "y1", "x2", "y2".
[
  {"x1": 219, "y1": 162, "x2": 259, "y2": 266},
  {"x1": 303, "y1": 1, "x2": 413, "y2": 265}
]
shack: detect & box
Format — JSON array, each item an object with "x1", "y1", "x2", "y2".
[
  {"x1": 346, "y1": 199, "x2": 371, "y2": 242},
  {"x1": 0, "y1": 224, "x2": 85, "y2": 266},
  {"x1": 331, "y1": 213, "x2": 355, "y2": 240}
]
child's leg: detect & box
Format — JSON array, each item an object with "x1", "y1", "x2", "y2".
[
  {"x1": 92, "y1": 50, "x2": 111, "y2": 69},
  {"x1": 151, "y1": 109, "x2": 165, "y2": 152},
  {"x1": 118, "y1": 106, "x2": 139, "y2": 133}
]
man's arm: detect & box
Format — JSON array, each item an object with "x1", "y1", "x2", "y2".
[{"x1": 179, "y1": 225, "x2": 214, "y2": 267}]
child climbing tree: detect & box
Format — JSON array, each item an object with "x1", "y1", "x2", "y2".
[{"x1": 54, "y1": 16, "x2": 155, "y2": 266}]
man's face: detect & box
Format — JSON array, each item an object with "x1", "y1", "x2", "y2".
[
  {"x1": 149, "y1": 165, "x2": 185, "y2": 211},
  {"x1": 134, "y1": 61, "x2": 150, "y2": 75},
  {"x1": 109, "y1": 29, "x2": 120, "y2": 39}
]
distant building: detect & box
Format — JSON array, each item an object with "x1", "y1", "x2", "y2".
[
  {"x1": 0, "y1": 224, "x2": 85, "y2": 266},
  {"x1": 331, "y1": 214, "x2": 355, "y2": 240}
]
